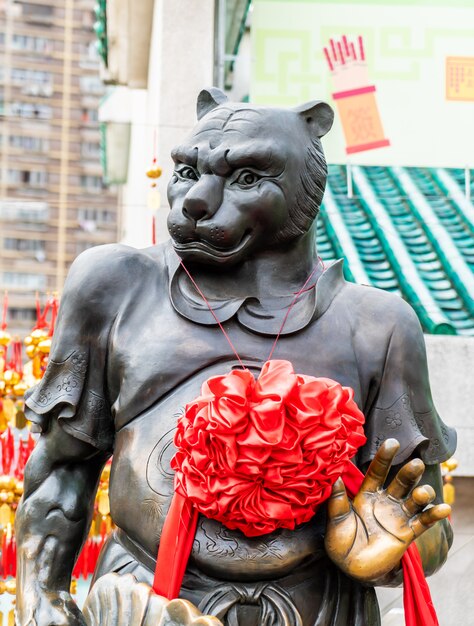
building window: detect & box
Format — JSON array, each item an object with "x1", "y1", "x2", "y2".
[
  {"x1": 10, "y1": 102, "x2": 53, "y2": 119},
  {"x1": 11, "y1": 68, "x2": 53, "y2": 96},
  {"x1": 80, "y1": 174, "x2": 104, "y2": 191},
  {"x1": 8, "y1": 307, "x2": 37, "y2": 322},
  {"x1": 81, "y1": 108, "x2": 99, "y2": 124},
  {"x1": 80, "y1": 41, "x2": 99, "y2": 66},
  {"x1": 18, "y1": 3, "x2": 54, "y2": 21},
  {"x1": 4, "y1": 238, "x2": 46, "y2": 253},
  {"x1": 77, "y1": 208, "x2": 115, "y2": 224},
  {"x1": 11, "y1": 68, "x2": 53, "y2": 86},
  {"x1": 81, "y1": 141, "x2": 101, "y2": 158},
  {"x1": 2, "y1": 272, "x2": 46, "y2": 290},
  {"x1": 0, "y1": 201, "x2": 49, "y2": 222},
  {"x1": 10, "y1": 135, "x2": 49, "y2": 152},
  {"x1": 12, "y1": 34, "x2": 53, "y2": 53},
  {"x1": 9, "y1": 169, "x2": 48, "y2": 187},
  {"x1": 80, "y1": 75, "x2": 103, "y2": 95}
]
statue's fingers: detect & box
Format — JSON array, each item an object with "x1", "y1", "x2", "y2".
[
  {"x1": 327, "y1": 478, "x2": 351, "y2": 521},
  {"x1": 386, "y1": 458, "x2": 425, "y2": 500},
  {"x1": 403, "y1": 485, "x2": 436, "y2": 516},
  {"x1": 360, "y1": 439, "x2": 400, "y2": 493},
  {"x1": 411, "y1": 504, "x2": 451, "y2": 538}
]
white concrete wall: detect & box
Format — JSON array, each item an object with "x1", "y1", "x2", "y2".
[
  {"x1": 119, "y1": 0, "x2": 215, "y2": 248},
  {"x1": 146, "y1": 0, "x2": 216, "y2": 244},
  {"x1": 425, "y1": 334, "x2": 474, "y2": 476},
  {"x1": 118, "y1": 89, "x2": 150, "y2": 247}
]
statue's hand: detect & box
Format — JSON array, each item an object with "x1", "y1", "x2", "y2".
[
  {"x1": 325, "y1": 439, "x2": 451, "y2": 584},
  {"x1": 16, "y1": 590, "x2": 86, "y2": 626},
  {"x1": 83, "y1": 573, "x2": 222, "y2": 626}
]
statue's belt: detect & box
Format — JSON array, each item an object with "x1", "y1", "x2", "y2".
[
  {"x1": 115, "y1": 527, "x2": 323, "y2": 587},
  {"x1": 113, "y1": 528, "x2": 327, "y2": 625}
]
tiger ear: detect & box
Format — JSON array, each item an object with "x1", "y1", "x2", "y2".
[
  {"x1": 294, "y1": 100, "x2": 334, "y2": 138},
  {"x1": 197, "y1": 87, "x2": 228, "y2": 121}
]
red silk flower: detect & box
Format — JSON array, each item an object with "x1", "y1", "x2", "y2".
[{"x1": 171, "y1": 359, "x2": 366, "y2": 537}]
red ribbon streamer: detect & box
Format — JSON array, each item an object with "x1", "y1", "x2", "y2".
[
  {"x1": 1, "y1": 292, "x2": 7, "y2": 331},
  {"x1": 154, "y1": 462, "x2": 439, "y2": 626}
]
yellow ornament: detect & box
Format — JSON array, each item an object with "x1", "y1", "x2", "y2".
[
  {"x1": 38, "y1": 338, "x2": 52, "y2": 354},
  {"x1": 26, "y1": 344, "x2": 37, "y2": 359},
  {"x1": 31, "y1": 328, "x2": 48, "y2": 344},
  {"x1": 3, "y1": 370, "x2": 20, "y2": 386},
  {"x1": 13, "y1": 380, "x2": 28, "y2": 397},
  {"x1": 4, "y1": 579, "x2": 15, "y2": 595},
  {"x1": 445, "y1": 458, "x2": 458, "y2": 473},
  {"x1": 0, "y1": 503, "x2": 11, "y2": 527},
  {"x1": 33, "y1": 354, "x2": 44, "y2": 379},
  {"x1": 0, "y1": 399, "x2": 15, "y2": 425},
  {"x1": 24, "y1": 335, "x2": 33, "y2": 346},
  {"x1": 146, "y1": 166, "x2": 162, "y2": 179},
  {"x1": 97, "y1": 490, "x2": 110, "y2": 516},
  {"x1": 0, "y1": 331, "x2": 11, "y2": 347}
]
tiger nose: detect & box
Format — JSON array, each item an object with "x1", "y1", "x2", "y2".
[{"x1": 182, "y1": 175, "x2": 223, "y2": 222}]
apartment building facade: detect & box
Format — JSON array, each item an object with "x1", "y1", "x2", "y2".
[{"x1": 0, "y1": 0, "x2": 119, "y2": 334}]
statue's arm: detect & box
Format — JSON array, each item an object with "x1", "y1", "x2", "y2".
[
  {"x1": 15, "y1": 417, "x2": 110, "y2": 625},
  {"x1": 326, "y1": 296, "x2": 454, "y2": 587},
  {"x1": 363, "y1": 459, "x2": 452, "y2": 588}
]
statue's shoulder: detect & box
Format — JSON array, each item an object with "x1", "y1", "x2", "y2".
[
  {"x1": 62, "y1": 242, "x2": 169, "y2": 318},
  {"x1": 339, "y1": 281, "x2": 422, "y2": 338}
]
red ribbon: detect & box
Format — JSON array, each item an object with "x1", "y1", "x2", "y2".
[
  {"x1": 153, "y1": 361, "x2": 439, "y2": 626},
  {"x1": 154, "y1": 462, "x2": 438, "y2": 626}
]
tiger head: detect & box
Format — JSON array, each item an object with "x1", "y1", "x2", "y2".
[{"x1": 167, "y1": 88, "x2": 333, "y2": 266}]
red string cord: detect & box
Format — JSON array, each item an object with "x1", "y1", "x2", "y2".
[
  {"x1": 179, "y1": 261, "x2": 246, "y2": 370},
  {"x1": 267, "y1": 261, "x2": 322, "y2": 361},
  {"x1": 179, "y1": 259, "x2": 323, "y2": 369}
]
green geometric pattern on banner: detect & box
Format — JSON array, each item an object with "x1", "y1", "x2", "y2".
[
  {"x1": 253, "y1": 22, "x2": 474, "y2": 101},
  {"x1": 251, "y1": 0, "x2": 474, "y2": 167},
  {"x1": 254, "y1": 30, "x2": 323, "y2": 104}
]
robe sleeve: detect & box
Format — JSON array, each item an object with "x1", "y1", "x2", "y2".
[
  {"x1": 24, "y1": 246, "x2": 117, "y2": 452},
  {"x1": 358, "y1": 303, "x2": 456, "y2": 467}
]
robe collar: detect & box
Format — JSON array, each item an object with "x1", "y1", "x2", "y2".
[{"x1": 166, "y1": 247, "x2": 347, "y2": 337}]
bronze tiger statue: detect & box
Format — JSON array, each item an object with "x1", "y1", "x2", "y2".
[{"x1": 16, "y1": 88, "x2": 455, "y2": 626}]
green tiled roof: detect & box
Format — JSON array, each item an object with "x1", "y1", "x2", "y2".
[{"x1": 318, "y1": 165, "x2": 474, "y2": 336}]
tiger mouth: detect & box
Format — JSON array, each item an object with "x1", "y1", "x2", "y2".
[{"x1": 173, "y1": 230, "x2": 252, "y2": 259}]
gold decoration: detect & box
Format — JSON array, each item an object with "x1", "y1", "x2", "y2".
[
  {"x1": 12, "y1": 381, "x2": 28, "y2": 398},
  {"x1": 0, "y1": 503, "x2": 11, "y2": 527},
  {"x1": 37, "y1": 338, "x2": 52, "y2": 355},
  {"x1": 4, "y1": 579, "x2": 15, "y2": 595},
  {"x1": 25, "y1": 345, "x2": 36, "y2": 360},
  {"x1": 0, "y1": 399, "x2": 15, "y2": 427},
  {"x1": 443, "y1": 477, "x2": 456, "y2": 505},
  {"x1": 2, "y1": 370, "x2": 20, "y2": 386},
  {"x1": 98, "y1": 490, "x2": 110, "y2": 516},
  {"x1": 146, "y1": 166, "x2": 162, "y2": 179},
  {"x1": 0, "y1": 331, "x2": 11, "y2": 347}
]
